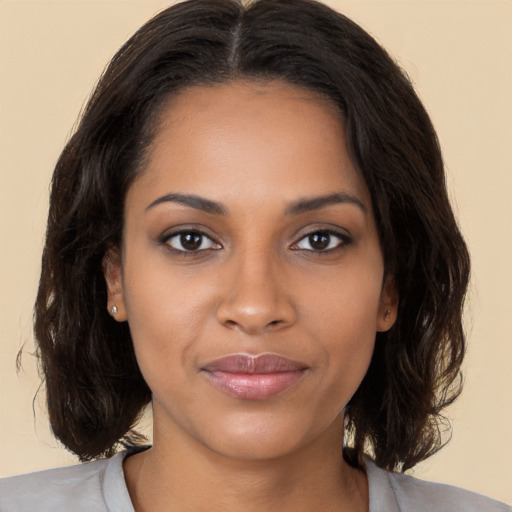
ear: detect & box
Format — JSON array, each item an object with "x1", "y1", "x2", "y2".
[
  {"x1": 102, "y1": 247, "x2": 128, "y2": 322},
  {"x1": 376, "y1": 274, "x2": 398, "y2": 332}
]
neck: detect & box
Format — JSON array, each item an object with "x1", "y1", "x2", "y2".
[{"x1": 124, "y1": 415, "x2": 368, "y2": 512}]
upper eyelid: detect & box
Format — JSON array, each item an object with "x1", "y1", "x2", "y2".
[
  {"x1": 159, "y1": 226, "x2": 219, "y2": 242},
  {"x1": 290, "y1": 228, "x2": 351, "y2": 250},
  {"x1": 293, "y1": 227, "x2": 351, "y2": 242},
  {"x1": 161, "y1": 229, "x2": 222, "y2": 253},
  {"x1": 290, "y1": 221, "x2": 351, "y2": 237}
]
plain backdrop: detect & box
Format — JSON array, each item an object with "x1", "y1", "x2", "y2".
[{"x1": 0, "y1": 0, "x2": 511, "y2": 504}]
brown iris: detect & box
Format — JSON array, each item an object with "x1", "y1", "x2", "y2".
[
  {"x1": 180, "y1": 232, "x2": 203, "y2": 250},
  {"x1": 308, "y1": 232, "x2": 330, "y2": 250}
]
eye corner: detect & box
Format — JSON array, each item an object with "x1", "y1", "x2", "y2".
[
  {"x1": 159, "y1": 229, "x2": 222, "y2": 254},
  {"x1": 291, "y1": 229, "x2": 353, "y2": 254}
]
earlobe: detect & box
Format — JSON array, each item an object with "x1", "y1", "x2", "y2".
[
  {"x1": 102, "y1": 248, "x2": 128, "y2": 322},
  {"x1": 376, "y1": 274, "x2": 398, "y2": 332}
]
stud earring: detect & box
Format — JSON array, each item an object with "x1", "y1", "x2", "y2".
[
  {"x1": 384, "y1": 308, "x2": 391, "y2": 320},
  {"x1": 110, "y1": 305, "x2": 118, "y2": 316}
]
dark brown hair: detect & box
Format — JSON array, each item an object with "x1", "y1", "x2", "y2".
[{"x1": 34, "y1": 0, "x2": 470, "y2": 471}]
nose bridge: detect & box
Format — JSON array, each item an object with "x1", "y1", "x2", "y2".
[{"x1": 216, "y1": 239, "x2": 295, "y2": 334}]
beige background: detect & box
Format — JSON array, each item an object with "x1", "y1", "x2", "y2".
[{"x1": 1, "y1": 0, "x2": 511, "y2": 504}]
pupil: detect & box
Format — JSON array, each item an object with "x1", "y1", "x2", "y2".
[
  {"x1": 181, "y1": 233, "x2": 202, "y2": 250},
  {"x1": 309, "y1": 233, "x2": 329, "y2": 250}
]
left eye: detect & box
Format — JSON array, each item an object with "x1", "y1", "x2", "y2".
[
  {"x1": 294, "y1": 231, "x2": 347, "y2": 252},
  {"x1": 165, "y1": 231, "x2": 220, "y2": 252}
]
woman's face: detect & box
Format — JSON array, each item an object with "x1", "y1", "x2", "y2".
[{"x1": 105, "y1": 81, "x2": 396, "y2": 460}]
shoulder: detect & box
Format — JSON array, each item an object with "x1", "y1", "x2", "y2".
[
  {"x1": 0, "y1": 451, "x2": 134, "y2": 512},
  {"x1": 386, "y1": 471, "x2": 511, "y2": 512},
  {"x1": 365, "y1": 457, "x2": 511, "y2": 512}
]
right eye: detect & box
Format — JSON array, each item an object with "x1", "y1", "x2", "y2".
[{"x1": 163, "y1": 231, "x2": 221, "y2": 252}]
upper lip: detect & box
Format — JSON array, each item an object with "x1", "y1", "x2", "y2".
[{"x1": 201, "y1": 353, "x2": 308, "y2": 374}]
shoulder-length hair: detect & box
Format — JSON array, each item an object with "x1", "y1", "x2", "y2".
[{"x1": 35, "y1": 0, "x2": 470, "y2": 471}]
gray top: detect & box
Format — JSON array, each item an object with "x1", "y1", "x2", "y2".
[{"x1": 1, "y1": 450, "x2": 510, "y2": 511}]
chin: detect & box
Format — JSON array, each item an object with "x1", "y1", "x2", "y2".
[
  {"x1": 208, "y1": 431, "x2": 305, "y2": 462},
  {"x1": 200, "y1": 410, "x2": 342, "y2": 462}
]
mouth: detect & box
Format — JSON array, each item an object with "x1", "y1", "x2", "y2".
[{"x1": 201, "y1": 353, "x2": 309, "y2": 400}]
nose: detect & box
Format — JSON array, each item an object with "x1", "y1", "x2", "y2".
[{"x1": 216, "y1": 249, "x2": 297, "y2": 335}]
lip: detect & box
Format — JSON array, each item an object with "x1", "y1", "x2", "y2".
[{"x1": 201, "y1": 353, "x2": 308, "y2": 400}]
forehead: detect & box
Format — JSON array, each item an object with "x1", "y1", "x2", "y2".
[
  {"x1": 130, "y1": 80, "x2": 371, "y2": 211},
  {"x1": 160, "y1": 79, "x2": 341, "y2": 125}
]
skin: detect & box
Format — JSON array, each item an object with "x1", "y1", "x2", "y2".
[{"x1": 104, "y1": 81, "x2": 397, "y2": 512}]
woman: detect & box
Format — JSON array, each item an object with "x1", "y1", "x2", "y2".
[{"x1": 1, "y1": 0, "x2": 509, "y2": 510}]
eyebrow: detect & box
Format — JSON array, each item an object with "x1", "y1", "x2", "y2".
[
  {"x1": 145, "y1": 193, "x2": 227, "y2": 215},
  {"x1": 285, "y1": 192, "x2": 366, "y2": 216},
  {"x1": 145, "y1": 191, "x2": 366, "y2": 216}
]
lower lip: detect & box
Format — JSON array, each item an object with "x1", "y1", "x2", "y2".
[{"x1": 203, "y1": 370, "x2": 306, "y2": 400}]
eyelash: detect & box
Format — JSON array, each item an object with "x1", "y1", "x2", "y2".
[
  {"x1": 159, "y1": 228, "x2": 351, "y2": 255},
  {"x1": 290, "y1": 229, "x2": 352, "y2": 254},
  {"x1": 159, "y1": 229, "x2": 221, "y2": 254}
]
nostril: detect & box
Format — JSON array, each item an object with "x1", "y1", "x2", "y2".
[
  {"x1": 221, "y1": 317, "x2": 286, "y2": 333},
  {"x1": 216, "y1": 294, "x2": 297, "y2": 334}
]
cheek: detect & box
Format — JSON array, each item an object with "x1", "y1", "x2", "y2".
[
  {"x1": 312, "y1": 311, "x2": 377, "y2": 418},
  {"x1": 300, "y1": 262, "x2": 383, "y2": 387},
  {"x1": 121, "y1": 250, "x2": 216, "y2": 384},
  {"x1": 301, "y1": 257, "x2": 384, "y2": 337}
]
